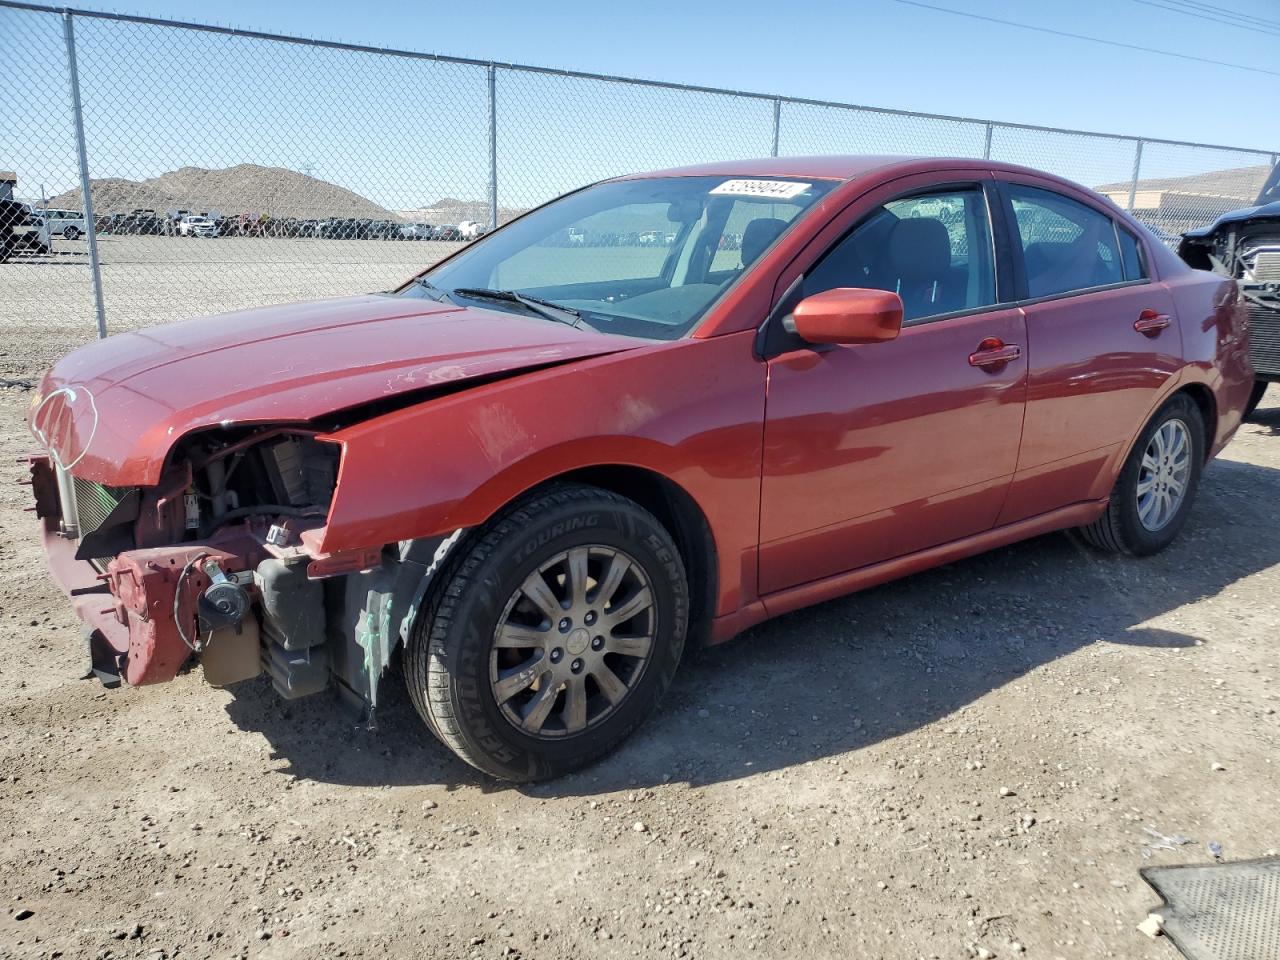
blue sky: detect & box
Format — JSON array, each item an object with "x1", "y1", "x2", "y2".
[
  {"x1": 4, "y1": 0, "x2": 1277, "y2": 211},
  {"x1": 90, "y1": 0, "x2": 1279, "y2": 147}
]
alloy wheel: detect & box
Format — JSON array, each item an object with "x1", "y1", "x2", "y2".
[
  {"x1": 1136, "y1": 418, "x2": 1192, "y2": 532},
  {"x1": 489, "y1": 545, "x2": 656, "y2": 738}
]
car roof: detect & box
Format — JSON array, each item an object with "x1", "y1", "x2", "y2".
[{"x1": 613, "y1": 155, "x2": 1067, "y2": 184}]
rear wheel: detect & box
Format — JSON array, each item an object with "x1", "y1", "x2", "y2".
[
  {"x1": 1077, "y1": 393, "x2": 1204, "y2": 556},
  {"x1": 63, "y1": 225, "x2": 80, "y2": 240},
  {"x1": 405, "y1": 484, "x2": 689, "y2": 781}
]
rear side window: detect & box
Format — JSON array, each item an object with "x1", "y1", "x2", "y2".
[
  {"x1": 803, "y1": 187, "x2": 997, "y2": 324},
  {"x1": 1007, "y1": 185, "x2": 1124, "y2": 298},
  {"x1": 1117, "y1": 226, "x2": 1146, "y2": 281}
]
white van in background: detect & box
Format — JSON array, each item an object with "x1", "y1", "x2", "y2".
[{"x1": 37, "y1": 208, "x2": 88, "y2": 239}]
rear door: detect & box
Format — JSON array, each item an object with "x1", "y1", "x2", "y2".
[{"x1": 993, "y1": 177, "x2": 1182, "y2": 522}]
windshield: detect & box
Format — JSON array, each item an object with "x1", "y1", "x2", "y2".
[
  {"x1": 1257, "y1": 162, "x2": 1280, "y2": 206},
  {"x1": 402, "y1": 175, "x2": 837, "y2": 339}
]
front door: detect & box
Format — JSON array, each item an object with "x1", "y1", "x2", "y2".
[{"x1": 758, "y1": 183, "x2": 1028, "y2": 594}]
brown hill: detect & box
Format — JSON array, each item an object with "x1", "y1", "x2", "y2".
[
  {"x1": 398, "y1": 197, "x2": 524, "y2": 226},
  {"x1": 47, "y1": 164, "x2": 399, "y2": 219}
]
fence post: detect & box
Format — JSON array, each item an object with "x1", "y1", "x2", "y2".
[
  {"x1": 62, "y1": 10, "x2": 107, "y2": 340},
  {"x1": 487, "y1": 64, "x2": 498, "y2": 231},
  {"x1": 1126, "y1": 139, "x2": 1144, "y2": 213},
  {"x1": 770, "y1": 99, "x2": 781, "y2": 157},
  {"x1": 982, "y1": 123, "x2": 993, "y2": 160}
]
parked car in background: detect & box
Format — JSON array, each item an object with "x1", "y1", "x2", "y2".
[
  {"x1": 36, "y1": 208, "x2": 88, "y2": 240},
  {"x1": 1179, "y1": 162, "x2": 1280, "y2": 417},
  {"x1": 458, "y1": 220, "x2": 487, "y2": 240},
  {"x1": 118, "y1": 209, "x2": 164, "y2": 235},
  {"x1": 27, "y1": 156, "x2": 1252, "y2": 781},
  {"x1": 398, "y1": 222, "x2": 432, "y2": 240},
  {"x1": 430, "y1": 223, "x2": 463, "y2": 241},
  {"x1": 366, "y1": 220, "x2": 401, "y2": 241},
  {"x1": 178, "y1": 215, "x2": 217, "y2": 237},
  {"x1": 1, "y1": 199, "x2": 51, "y2": 261}
]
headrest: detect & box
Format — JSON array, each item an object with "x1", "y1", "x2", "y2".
[
  {"x1": 742, "y1": 217, "x2": 788, "y2": 266},
  {"x1": 887, "y1": 217, "x2": 952, "y2": 283}
]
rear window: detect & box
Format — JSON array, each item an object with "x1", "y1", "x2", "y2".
[{"x1": 1008, "y1": 185, "x2": 1124, "y2": 298}]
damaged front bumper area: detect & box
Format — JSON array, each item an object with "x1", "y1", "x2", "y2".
[
  {"x1": 28, "y1": 453, "x2": 448, "y2": 716},
  {"x1": 1180, "y1": 207, "x2": 1280, "y2": 382}
]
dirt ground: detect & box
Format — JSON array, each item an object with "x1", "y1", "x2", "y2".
[{"x1": 2, "y1": 276, "x2": 1279, "y2": 958}]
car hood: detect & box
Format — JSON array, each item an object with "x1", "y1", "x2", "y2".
[
  {"x1": 1182, "y1": 200, "x2": 1280, "y2": 240},
  {"x1": 31, "y1": 294, "x2": 643, "y2": 486}
]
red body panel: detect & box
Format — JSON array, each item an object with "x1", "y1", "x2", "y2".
[
  {"x1": 29, "y1": 156, "x2": 1255, "y2": 674},
  {"x1": 31, "y1": 296, "x2": 641, "y2": 485},
  {"x1": 759, "y1": 307, "x2": 1027, "y2": 592},
  {"x1": 321, "y1": 332, "x2": 768, "y2": 618}
]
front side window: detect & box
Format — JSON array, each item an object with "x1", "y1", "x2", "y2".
[
  {"x1": 1007, "y1": 185, "x2": 1125, "y2": 298},
  {"x1": 803, "y1": 188, "x2": 997, "y2": 323},
  {"x1": 407, "y1": 176, "x2": 836, "y2": 340}
]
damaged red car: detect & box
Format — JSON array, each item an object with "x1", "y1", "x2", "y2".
[{"x1": 28, "y1": 156, "x2": 1253, "y2": 781}]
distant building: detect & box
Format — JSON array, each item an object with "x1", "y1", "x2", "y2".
[{"x1": 1096, "y1": 164, "x2": 1274, "y2": 234}]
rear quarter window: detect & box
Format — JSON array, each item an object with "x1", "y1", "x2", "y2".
[{"x1": 1117, "y1": 226, "x2": 1146, "y2": 281}]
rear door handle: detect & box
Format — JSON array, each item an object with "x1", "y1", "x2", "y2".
[
  {"x1": 1134, "y1": 309, "x2": 1171, "y2": 335},
  {"x1": 969, "y1": 338, "x2": 1022, "y2": 368}
]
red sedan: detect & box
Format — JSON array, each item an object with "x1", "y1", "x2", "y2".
[{"x1": 28, "y1": 156, "x2": 1253, "y2": 781}]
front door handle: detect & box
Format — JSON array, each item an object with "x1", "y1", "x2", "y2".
[
  {"x1": 969, "y1": 337, "x2": 1022, "y2": 368},
  {"x1": 1134, "y1": 309, "x2": 1171, "y2": 336}
]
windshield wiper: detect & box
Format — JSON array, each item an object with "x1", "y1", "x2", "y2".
[
  {"x1": 451, "y1": 287, "x2": 583, "y2": 327},
  {"x1": 412, "y1": 277, "x2": 451, "y2": 302}
]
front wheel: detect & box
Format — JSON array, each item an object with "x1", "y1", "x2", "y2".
[
  {"x1": 1077, "y1": 394, "x2": 1204, "y2": 556},
  {"x1": 63, "y1": 225, "x2": 80, "y2": 240},
  {"x1": 405, "y1": 484, "x2": 689, "y2": 782}
]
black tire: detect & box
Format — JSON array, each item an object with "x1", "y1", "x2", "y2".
[
  {"x1": 1077, "y1": 393, "x2": 1204, "y2": 556},
  {"x1": 405, "y1": 484, "x2": 689, "y2": 781},
  {"x1": 1244, "y1": 380, "x2": 1269, "y2": 420},
  {"x1": 63, "y1": 226, "x2": 80, "y2": 241}
]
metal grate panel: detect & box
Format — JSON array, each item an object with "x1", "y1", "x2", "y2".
[
  {"x1": 1143, "y1": 858, "x2": 1280, "y2": 960},
  {"x1": 1250, "y1": 302, "x2": 1280, "y2": 378},
  {"x1": 1251, "y1": 250, "x2": 1280, "y2": 284},
  {"x1": 71, "y1": 476, "x2": 126, "y2": 537}
]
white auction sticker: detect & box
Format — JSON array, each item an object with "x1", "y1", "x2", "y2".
[{"x1": 709, "y1": 179, "x2": 812, "y2": 200}]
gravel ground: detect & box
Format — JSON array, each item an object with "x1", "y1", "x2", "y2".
[{"x1": 1, "y1": 254, "x2": 1279, "y2": 959}]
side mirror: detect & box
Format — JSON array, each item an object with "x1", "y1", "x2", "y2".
[{"x1": 788, "y1": 288, "x2": 903, "y2": 345}]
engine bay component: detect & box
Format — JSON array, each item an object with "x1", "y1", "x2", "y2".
[
  {"x1": 198, "y1": 558, "x2": 250, "y2": 632},
  {"x1": 201, "y1": 617, "x2": 262, "y2": 687},
  {"x1": 256, "y1": 557, "x2": 325, "y2": 650},
  {"x1": 105, "y1": 545, "x2": 243, "y2": 685},
  {"x1": 262, "y1": 639, "x2": 329, "y2": 700}
]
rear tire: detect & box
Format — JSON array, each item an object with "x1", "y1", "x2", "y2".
[
  {"x1": 1077, "y1": 393, "x2": 1204, "y2": 556},
  {"x1": 405, "y1": 484, "x2": 689, "y2": 782},
  {"x1": 63, "y1": 226, "x2": 80, "y2": 241}
]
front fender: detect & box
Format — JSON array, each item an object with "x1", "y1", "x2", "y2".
[{"x1": 319, "y1": 331, "x2": 767, "y2": 618}]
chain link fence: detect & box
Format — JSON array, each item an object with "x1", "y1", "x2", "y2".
[{"x1": 2, "y1": 0, "x2": 1277, "y2": 367}]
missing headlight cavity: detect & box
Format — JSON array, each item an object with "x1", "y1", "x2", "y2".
[
  {"x1": 263, "y1": 437, "x2": 337, "y2": 509},
  {"x1": 173, "y1": 429, "x2": 340, "y2": 539}
]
